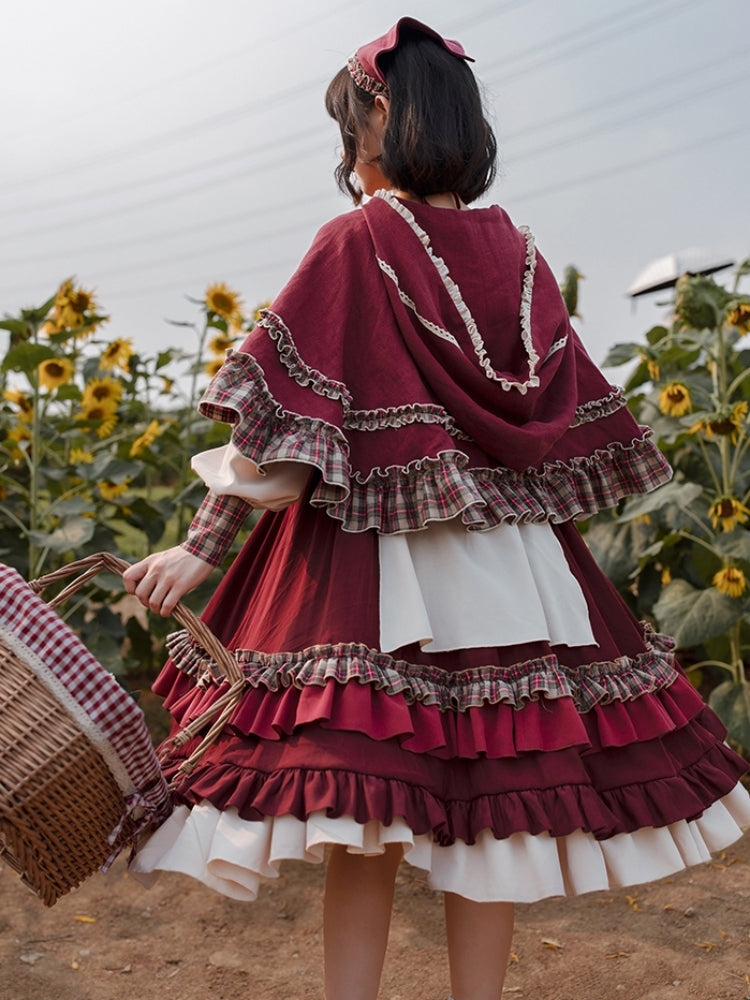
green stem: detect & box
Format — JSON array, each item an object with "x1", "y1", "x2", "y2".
[
  {"x1": 678, "y1": 530, "x2": 720, "y2": 557},
  {"x1": 28, "y1": 320, "x2": 42, "y2": 576},
  {"x1": 694, "y1": 435, "x2": 723, "y2": 495},
  {"x1": 729, "y1": 432, "x2": 749, "y2": 485},
  {"x1": 728, "y1": 621, "x2": 744, "y2": 686},
  {"x1": 176, "y1": 318, "x2": 208, "y2": 540},
  {"x1": 685, "y1": 659, "x2": 736, "y2": 675}
]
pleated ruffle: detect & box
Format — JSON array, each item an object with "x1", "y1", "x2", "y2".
[
  {"x1": 163, "y1": 624, "x2": 679, "y2": 713},
  {"x1": 130, "y1": 785, "x2": 750, "y2": 903}
]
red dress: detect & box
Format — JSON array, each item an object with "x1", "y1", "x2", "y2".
[{"x1": 130, "y1": 191, "x2": 749, "y2": 902}]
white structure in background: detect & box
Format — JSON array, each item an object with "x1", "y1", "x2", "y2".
[{"x1": 626, "y1": 249, "x2": 735, "y2": 298}]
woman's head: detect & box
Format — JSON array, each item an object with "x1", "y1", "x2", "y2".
[{"x1": 325, "y1": 19, "x2": 497, "y2": 205}]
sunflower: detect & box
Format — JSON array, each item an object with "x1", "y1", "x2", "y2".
[
  {"x1": 205, "y1": 282, "x2": 244, "y2": 326},
  {"x1": 97, "y1": 478, "x2": 130, "y2": 501},
  {"x1": 5, "y1": 424, "x2": 31, "y2": 462},
  {"x1": 99, "y1": 337, "x2": 134, "y2": 372},
  {"x1": 726, "y1": 302, "x2": 750, "y2": 334},
  {"x1": 69, "y1": 447, "x2": 95, "y2": 465},
  {"x1": 658, "y1": 382, "x2": 692, "y2": 417},
  {"x1": 79, "y1": 399, "x2": 118, "y2": 422},
  {"x1": 713, "y1": 566, "x2": 747, "y2": 599},
  {"x1": 709, "y1": 496, "x2": 750, "y2": 532},
  {"x1": 129, "y1": 419, "x2": 163, "y2": 457},
  {"x1": 204, "y1": 358, "x2": 224, "y2": 378},
  {"x1": 690, "y1": 402, "x2": 748, "y2": 443},
  {"x1": 97, "y1": 415, "x2": 118, "y2": 440},
  {"x1": 208, "y1": 333, "x2": 236, "y2": 356},
  {"x1": 82, "y1": 375, "x2": 123, "y2": 408},
  {"x1": 38, "y1": 357, "x2": 75, "y2": 391},
  {"x1": 45, "y1": 277, "x2": 105, "y2": 338},
  {"x1": 4, "y1": 388, "x2": 33, "y2": 422}
]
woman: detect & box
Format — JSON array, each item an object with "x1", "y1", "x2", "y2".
[{"x1": 125, "y1": 18, "x2": 750, "y2": 1000}]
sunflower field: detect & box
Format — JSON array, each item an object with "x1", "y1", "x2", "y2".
[
  {"x1": 583, "y1": 259, "x2": 750, "y2": 752},
  {"x1": 0, "y1": 278, "x2": 262, "y2": 677}
]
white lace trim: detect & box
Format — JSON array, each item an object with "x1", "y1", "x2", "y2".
[
  {"x1": 374, "y1": 189, "x2": 541, "y2": 394},
  {"x1": 130, "y1": 786, "x2": 750, "y2": 903},
  {"x1": 377, "y1": 257, "x2": 461, "y2": 348},
  {"x1": 543, "y1": 335, "x2": 568, "y2": 364}
]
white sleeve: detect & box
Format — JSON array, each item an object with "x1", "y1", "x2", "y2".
[{"x1": 191, "y1": 443, "x2": 312, "y2": 511}]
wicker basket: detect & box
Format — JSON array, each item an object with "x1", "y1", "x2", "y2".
[{"x1": 0, "y1": 552, "x2": 244, "y2": 906}]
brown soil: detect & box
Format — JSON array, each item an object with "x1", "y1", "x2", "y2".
[{"x1": 2, "y1": 827, "x2": 749, "y2": 1000}]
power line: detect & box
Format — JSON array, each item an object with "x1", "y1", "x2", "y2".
[
  {"x1": 0, "y1": 0, "x2": 366, "y2": 148},
  {"x1": 2, "y1": 116, "x2": 743, "y2": 307},
  {"x1": 505, "y1": 118, "x2": 747, "y2": 204},
  {"x1": 483, "y1": 0, "x2": 706, "y2": 85},
  {"x1": 1, "y1": 55, "x2": 742, "y2": 267}
]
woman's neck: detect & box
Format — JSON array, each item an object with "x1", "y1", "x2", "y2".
[{"x1": 391, "y1": 189, "x2": 464, "y2": 210}]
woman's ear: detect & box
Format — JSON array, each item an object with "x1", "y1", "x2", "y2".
[{"x1": 374, "y1": 94, "x2": 390, "y2": 122}]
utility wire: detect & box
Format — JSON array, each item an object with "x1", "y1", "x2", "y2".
[
  {"x1": 0, "y1": 0, "x2": 689, "y2": 196},
  {"x1": 1, "y1": 116, "x2": 744, "y2": 305},
  {"x1": 1, "y1": 56, "x2": 741, "y2": 265}
]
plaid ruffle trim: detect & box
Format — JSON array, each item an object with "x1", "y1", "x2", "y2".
[
  {"x1": 165, "y1": 625, "x2": 677, "y2": 715},
  {"x1": 198, "y1": 351, "x2": 672, "y2": 535}
]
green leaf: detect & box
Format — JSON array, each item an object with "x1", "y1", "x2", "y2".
[
  {"x1": 601, "y1": 342, "x2": 642, "y2": 368},
  {"x1": 653, "y1": 579, "x2": 745, "y2": 648},
  {"x1": 28, "y1": 515, "x2": 96, "y2": 553},
  {"x1": 585, "y1": 519, "x2": 651, "y2": 588},
  {"x1": 50, "y1": 496, "x2": 96, "y2": 517},
  {"x1": 624, "y1": 359, "x2": 652, "y2": 393},
  {"x1": 123, "y1": 496, "x2": 168, "y2": 545},
  {"x1": 89, "y1": 455, "x2": 142, "y2": 482},
  {"x1": 20, "y1": 295, "x2": 56, "y2": 324},
  {"x1": 708, "y1": 680, "x2": 750, "y2": 749},
  {"x1": 619, "y1": 481, "x2": 703, "y2": 522},
  {"x1": 0, "y1": 318, "x2": 30, "y2": 336},
  {"x1": 2, "y1": 342, "x2": 56, "y2": 374},
  {"x1": 645, "y1": 325, "x2": 669, "y2": 347},
  {"x1": 714, "y1": 531, "x2": 750, "y2": 564}
]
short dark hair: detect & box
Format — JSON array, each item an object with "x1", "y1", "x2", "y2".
[{"x1": 325, "y1": 30, "x2": 497, "y2": 205}]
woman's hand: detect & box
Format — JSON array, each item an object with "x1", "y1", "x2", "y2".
[{"x1": 122, "y1": 546, "x2": 214, "y2": 617}]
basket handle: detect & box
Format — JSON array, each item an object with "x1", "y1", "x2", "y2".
[{"x1": 29, "y1": 552, "x2": 243, "y2": 687}]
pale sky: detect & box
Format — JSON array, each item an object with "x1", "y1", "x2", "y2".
[{"x1": 2, "y1": 0, "x2": 748, "y2": 381}]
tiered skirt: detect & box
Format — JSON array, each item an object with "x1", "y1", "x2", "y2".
[{"x1": 130, "y1": 496, "x2": 750, "y2": 901}]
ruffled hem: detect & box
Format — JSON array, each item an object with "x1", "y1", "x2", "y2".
[
  {"x1": 158, "y1": 714, "x2": 746, "y2": 845},
  {"x1": 198, "y1": 350, "x2": 672, "y2": 534},
  {"x1": 163, "y1": 624, "x2": 679, "y2": 714},
  {"x1": 130, "y1": 784, "x2": 750, "y2": 903},
  {"x1": 158, "y1": 658, "x2": 708, "y2": 759}
]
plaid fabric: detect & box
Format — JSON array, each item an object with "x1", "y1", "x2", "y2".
[
  {"x1": 194, "y1": 346, "x2": 672, "y2": 536},
  {"x1": 181, "y1": 491, "x2": 253, "y2": 567},
  {"x1": 166, "y1": 624, "x2": 678, "y2": 715},
  {"x1": 0, "y1": 564, "x2": 171, "y2": 838}
]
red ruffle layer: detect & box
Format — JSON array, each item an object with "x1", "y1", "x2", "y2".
[
  {"x1": 159, "y1": 709, "x2": 745, "y2": 846},
  {"x1": 156, "y1": 660, "x2": 708, "y2": 760}
]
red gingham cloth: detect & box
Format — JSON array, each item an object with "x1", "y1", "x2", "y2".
[{"x1": 0, "y1": 563, "x2": 171, "y2": 850}]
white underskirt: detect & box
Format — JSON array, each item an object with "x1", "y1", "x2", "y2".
[
  {"x1": 129, "y1": 784, "x2": 750, "y2": 903},
  {"x1": 379, "y1": 518, "x2": 596, "y2": 652}
]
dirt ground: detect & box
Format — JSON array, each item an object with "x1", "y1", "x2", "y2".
[{"x1": 2, "y1": 824, "x2": 750, "y2": 1000}]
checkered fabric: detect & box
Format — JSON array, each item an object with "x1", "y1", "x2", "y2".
[{"x1": 0, "y1": 564, "x2": 170, "y2": 828}]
